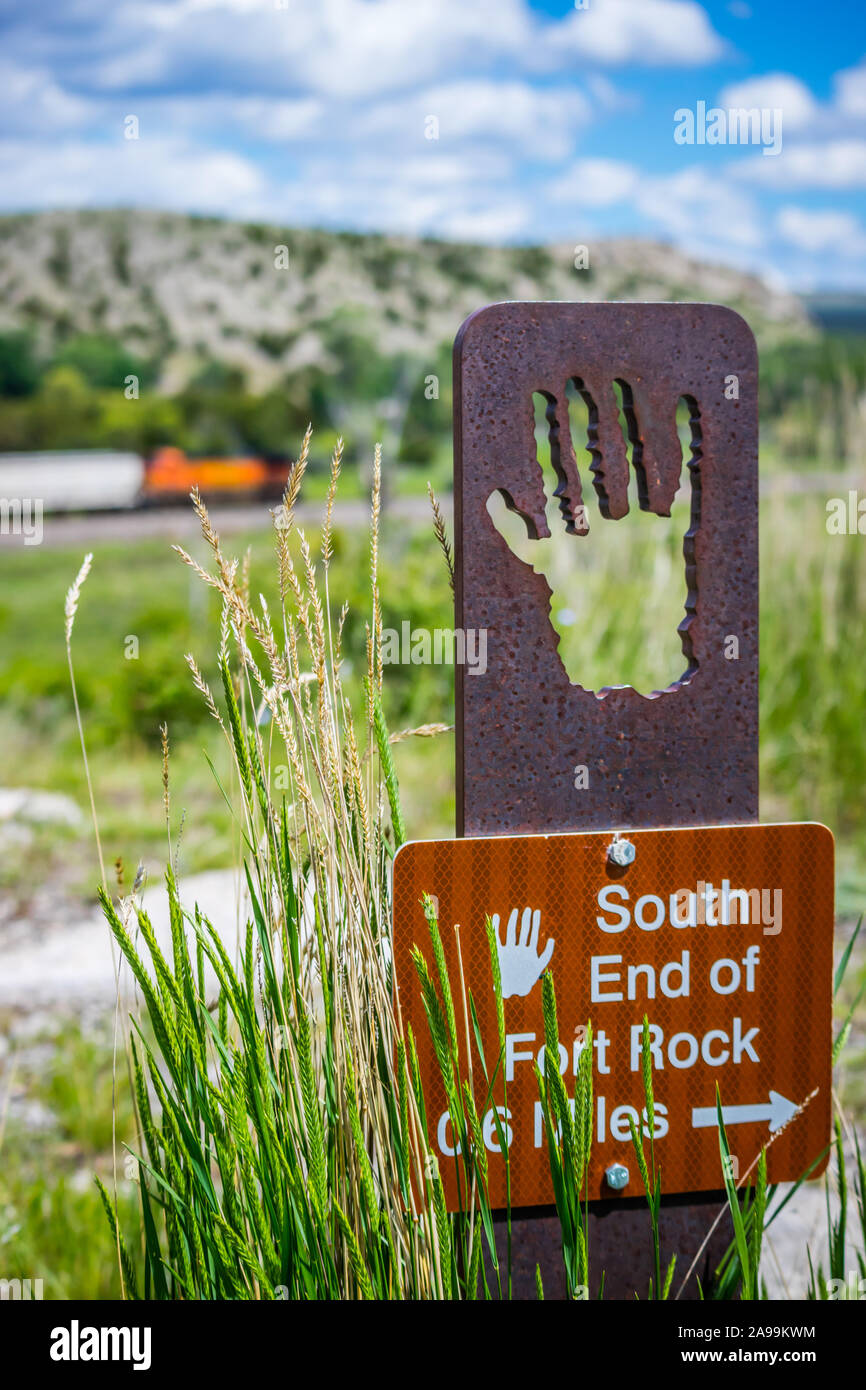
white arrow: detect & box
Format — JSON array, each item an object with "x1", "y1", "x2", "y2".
[{"x1": 691, "y1": 1091, "x2": 799, "y2": 1135}]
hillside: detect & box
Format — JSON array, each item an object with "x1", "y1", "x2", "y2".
[{"x1": 0, "y1": 210, "x2": 813, "y2": 395}]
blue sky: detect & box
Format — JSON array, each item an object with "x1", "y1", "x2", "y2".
[{"x1": 1, "y1": 0, "x2": 865, "y2": 288}]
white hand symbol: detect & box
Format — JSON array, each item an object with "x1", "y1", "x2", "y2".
[{"x1": 491, "y1": 908, "x2": 554, "y2": 1000}]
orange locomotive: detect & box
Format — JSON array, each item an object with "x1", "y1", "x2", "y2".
[{"x1": 142, "y1": 447, "x2": 290, "y2": 503}]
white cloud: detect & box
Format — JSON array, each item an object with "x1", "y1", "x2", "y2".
[
  {"x1": 4, "y1": 0, "x2": 726, "y2": 107},
  {"x1": 551, "y1": 0, "x2": 726, "y2": 66},
  {"x1": 435, "y1": 203, "x2": 530, "y2": 241},
  {"x1": 0, "y1": 137, "x2": 267, "y2": 216},
  {"x1": 350, "y1": 82, "x2": 591, "y2": 163},
  {"x1": 403, "y1": 83, "x2": 590, "y2": 160},
  {"x1": 7, "y1": 0, "x2": 536, "y2": 102},
  {"x1": 0, "y1": 0, "x2": 725, "y2": 259},
  {"x1": 548, "y1": 158, "x2": 638, "y2": 207},
  {"x1": 44, "y1": 77, "x2": 589, "y2": 168},
  {"x1": 637, "y1": 166, "x2": 764, "y2": 247},
  {"x1": 234, "y1": 98, "x2": 326, "y2": 142},
  {"x1": 390, "y1": 152, "x2": 515, "y2": 186},
  {"x1": 271, "y1": 159, "x2": 532, "y2": 240},
  {"x1": 547, "y1": 159, "x2": 766, "y2": 255},
  {"x1": 718, "y1": 73, "x2": 818, "y2": 132},
  {"x1": 734, "y1": 138, "x2": 866, "y2": 189},
  {"x1": 708, "y1": 61, "x2": 866, "y2": 198},
  {"x1": 776, "y1": 206, "x2": 866, "y2": 257},
  {"x1": 14, "y1": 0, "x2": 534, "y2": 102},
  {"x1": 0, "y1": 61, "x2": 96, "y2": 134},
  {"x1": 585, "y1": 74, "x2": 635, "y2": 114},
  {"x1": 835, "y1": 58, "x2": 866, "y2": 119}
]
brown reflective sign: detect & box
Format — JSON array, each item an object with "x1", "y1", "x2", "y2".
[{"x1": 393, "y1": 822, "x2": 833, "y2": 1210}]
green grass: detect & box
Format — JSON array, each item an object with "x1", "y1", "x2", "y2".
[
  {"x1": 1, "y1": 486, "x2": 866, "y2": 864},
  {"x1": 0, "y1": 517, "x2": 454, "y2": 895},
  {"x1": 1, "y1": 460, "x2": 865, "y2": 1298},
  {"x1": 0, "y1": 1017, "x2": 139, "y2": 1300}
]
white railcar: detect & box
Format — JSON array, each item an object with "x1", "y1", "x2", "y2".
[{"x1": 0, "y1": 451, "x2": 145, "y2": 512}]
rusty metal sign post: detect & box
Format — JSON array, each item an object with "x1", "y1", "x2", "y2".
[
  {"x1": 392, "y1": 302, "x2": 834, "y2": 1299},
  {"x1": 454, "y1": 301, "x2": 758, "y2": 836},
  {"x1": 455, "y1": 300, "x2": 759, "y2": 1298}
]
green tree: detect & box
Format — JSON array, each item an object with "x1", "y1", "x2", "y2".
[
  {"x1": 19, "y1": 367, "x2": 101, "y2": 448},
  {"x1": 50, "y1": 334, "x2": 153, "y2": 392},
  {"x1": 0, "y1": 331, "x2": 40, "y2": 397},
  {"x1": 398, "y1": 342, "x2": 452, "y2": 467}
]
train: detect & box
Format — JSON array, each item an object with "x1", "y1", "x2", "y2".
[{"x1": 0, "y1": 448, "x2": 293, "y2": 512}]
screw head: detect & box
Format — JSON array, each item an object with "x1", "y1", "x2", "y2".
[
  {"x1": 605, "y1": 1162, "x2": 630, "y2": 1191},
  {"x1": 608, "y1": 837, "x2": 636, "y2": 867}
]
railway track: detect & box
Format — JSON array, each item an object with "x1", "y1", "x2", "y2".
[{"x1": 0, "y1": 495, "x2": 438, "y2": 550}]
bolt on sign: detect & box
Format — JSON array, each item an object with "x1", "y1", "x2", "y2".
[{"x1": 392, "y1": 822, "x2": 833, "y2": 1210}]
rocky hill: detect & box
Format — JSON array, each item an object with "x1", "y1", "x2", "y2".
[{"x1": 0, "y1": 210, "x2": 813, "y2": 394}]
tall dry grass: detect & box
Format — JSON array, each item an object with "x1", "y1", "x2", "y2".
[{"x1": 61, "y1": 435, "x2": 864, "y2": 1300}]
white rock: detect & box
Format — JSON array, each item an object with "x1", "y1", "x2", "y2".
[
  {"x1": 0, "y1": 869, "x2": 249, "y2": 1008},
  {"x1": 0, "y1": 788, "x2": 82, "y2": 827},
  {"x1": 0, "y1": 822, "x2": 34, "y2": 851}
]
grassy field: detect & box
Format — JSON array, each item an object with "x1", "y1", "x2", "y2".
[
  {"x1": 0, "y1": 511, "x2": 455, "y2": 895},
  {"x1": 1, "y1": 483, "x2": 865, "y2": 885},
  {"x1": 1, "y1": 474, "x2": 865, "y2": 1298}
]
